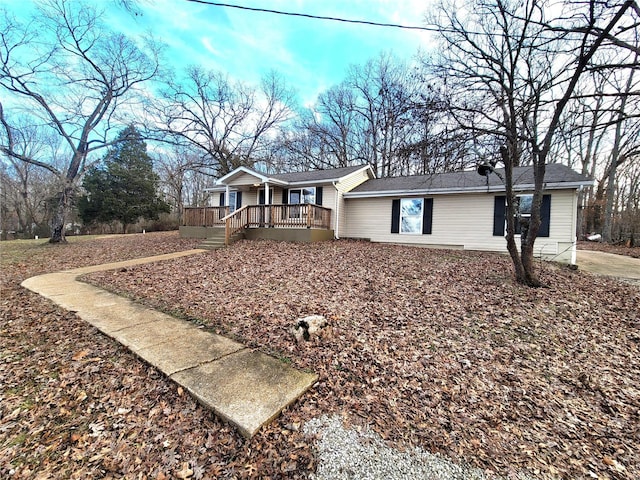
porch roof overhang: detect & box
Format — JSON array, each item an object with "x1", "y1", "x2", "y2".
[
  {"x1": 205, "y1": 164, "x2": 375, "y2": 192},
  {"x1": 204, "y1": 166, "x2": 288, "y2": 192}
]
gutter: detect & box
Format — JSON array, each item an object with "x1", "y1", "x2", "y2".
[{"x1": 343, "y1": 180, "x2": 595, "y2": 199}]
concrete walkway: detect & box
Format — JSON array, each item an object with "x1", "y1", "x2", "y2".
[
  {"x1": 21, "y1": 250, "x2": 317, "y2": 438},
  {"x1": 576, "y1": 249, "x2": 640, "y2": 285}
]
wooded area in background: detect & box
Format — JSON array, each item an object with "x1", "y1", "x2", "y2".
[{"x1": 1, "y1": 0, "x2": 638, "y2": 247}]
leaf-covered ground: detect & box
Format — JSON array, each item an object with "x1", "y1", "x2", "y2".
[
  {"x1": 82, "y1": 238, "x2": 639, "y2": 479},
  {"x1": 1, "y1": 233, "x2": 314, "y2": 479},
  {"x1": 2, "y1": 233, "x2": 639, "y2": 479}
]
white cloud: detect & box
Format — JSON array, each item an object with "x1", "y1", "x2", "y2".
[
  {"x1": 201, "y1": 37, "x2": 223, "y2": 58},
  {"x1": 7, "y1": 0, "x2": 437, "y2": 105}
]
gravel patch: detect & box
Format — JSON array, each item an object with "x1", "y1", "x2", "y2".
[{"x1": 304, "y1": 415, "x2": 533, "y2": 480}]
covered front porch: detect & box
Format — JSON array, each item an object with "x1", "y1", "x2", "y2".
[
  {"x1": 180, "y1": 204, "x2": 334, "y2": 244},
  {"x1": 179, "y1": 165, "x2": 341, "y2": 245}
]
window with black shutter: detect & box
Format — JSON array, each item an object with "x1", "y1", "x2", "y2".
[
  {"x1": 391, "y1": 198, "x2": 433, "y2": 234},
  {"x1": 494, "y1": 194, "x2": 551, "y2": 237}
]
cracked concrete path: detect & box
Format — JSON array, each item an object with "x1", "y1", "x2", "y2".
[{"x1": 21, "y1": 250, "x2": 317, "y2": 438}]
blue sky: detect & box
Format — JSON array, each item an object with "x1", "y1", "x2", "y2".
[{"x1": 3, "y1": 0, "x2": 435, "y2": 106}]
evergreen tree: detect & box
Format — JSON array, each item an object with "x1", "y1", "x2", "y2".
[{"x1": 79, "y1": 126, "x2": 170, "y2": 233}]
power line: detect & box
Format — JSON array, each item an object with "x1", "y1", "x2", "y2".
[{"x1": 183, "y1": 0, "x2": 438, "y2": 32}]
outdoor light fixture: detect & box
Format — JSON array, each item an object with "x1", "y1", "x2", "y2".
[
  {"x1": 477, "y1": 160, "x2": 498, "y2": 192},
  {"x1": 476, "y1": 161, "x2": 495, "y2": 177}
]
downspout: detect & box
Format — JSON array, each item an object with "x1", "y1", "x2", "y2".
[
  {"x1": 571, "y1": 186, "x2": 581, "y2": 265},
  {"x1": 265, "y1": 181, "x2": 270, "y2": 226},
  {"x1": 333, "y1": 181, "x2": 340, "y2": 239}
]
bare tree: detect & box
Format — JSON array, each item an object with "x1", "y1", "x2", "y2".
[
  {"x1": 0, "y1": 0, "x2": 159, "y2": 243},
  {"x1": 555, "y1": 74, "x2": 610, "y2": 236},
  {"x1": 600, "y1": 51, "x2": 640, "y2": 242},
  {"x1": 556, "y1": 51, "x2": 640, "y2": 241},
  {"x1": 2, "y1": 156, "x2": 59, "y2": 238},
  {"x1": 615, "y1": 160, "x2": 640, "y2": 244},
  {"x1": 279, "y1": 53, "x2": 462, "y2": 176},
  {"x1": 279, "y1": 84, "x2": 366, "y2": 171},
  {"x1": 151, "y1": 68, "x2": 294, "y2": 176},
  {"x1": 429, "y1": 0, "x2": 639, "y2": 286},
  {"x1": 155, "y1": 146, "x2": 217, "y2": 216},
  {"x1": 0, "y1": 121, "x2": 62, "y2": 237},
  {"x1": 346, "y1": 53, "x2": 421, "y2": 177}
]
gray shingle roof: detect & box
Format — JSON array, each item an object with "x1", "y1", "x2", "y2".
[
  {"x1": 270, "y1": 164, "x2": 371, "y2": 183},
  {"x1": 347, "y1": 163, "x2": 591, "y2": 196}
]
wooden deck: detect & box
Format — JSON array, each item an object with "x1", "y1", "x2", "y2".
[{"x1": 182, "y1": 204, "x2": 332, "y2": 244}]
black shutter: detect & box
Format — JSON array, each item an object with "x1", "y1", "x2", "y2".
[
  {"x1": 316, "y1": 186, "x2": 323, "y2": 206},
  {"x1": 493, "y1": 196, "x2": 506, "y2": 236},
  {"x1": 236, "y1": 192, "x2": 242, "y2": 209},
  {"x1": 422, "y1": 198, "x2": 433, "y2": 235},
  {"x1": 391, "y1": 199, "x2": 400, "y2": 234},
  {"x1": 539, "y1": 194, "x2": 551, "y2": 237},
  {"x1": 258, "y1": 189, "x2": 265, "y2": 205},
  {"x1": 219, "y1": 192, "x2": 225, "y2": 206}
]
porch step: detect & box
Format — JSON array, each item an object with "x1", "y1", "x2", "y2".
[
  {"x1": 199, "y1": 239, "x2": 225, "y2": 250},
  {"x1": 199, "y1": 231, "x2": 243, "y2": 250}
]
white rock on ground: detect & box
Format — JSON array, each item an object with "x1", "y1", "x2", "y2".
[{"x1": 291, "y1": 315, "x2": 328, "y2": 342}]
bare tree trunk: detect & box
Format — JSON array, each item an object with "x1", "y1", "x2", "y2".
[
  {"x1": 602, "y1": 163, "x2": 619, "y2": 242},
  {"x1": 49, "y1": 184, "x2": 73, "y2": 243},
  {"x1": 502, "y1": 146, "x2": 530, "y2": 284}
]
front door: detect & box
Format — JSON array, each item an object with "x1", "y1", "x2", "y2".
[{"x1": 289, "y1": 189, "x2": 301, "y2": 219}]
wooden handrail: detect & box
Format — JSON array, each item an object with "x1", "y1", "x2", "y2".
[
  {"x1": 221, "y1": 204, "x2": 249, "y2": 221},
  {"x1": 182, "y1": 204, "x2": 332, "y2": 233},
  {"x1": 182, "y1": 206, "x2": 227, "y2": 226},
  {"x1": 224, "y1": 205, "x2": 250, "y2": 245}
]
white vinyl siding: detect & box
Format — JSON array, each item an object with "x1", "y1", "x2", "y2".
[
  {"x1": 211, "y1": 190, "x2": 256, "y2": 208},
  {"x1": 333, "y1": 167, "x2": 372, "y2": 238},
  {"x1": 272, "y1": 187, "x2": 284, "y2": 203},
  {"x1": 335, "y1": 168, "x2": 371, "y2": 192},
  {"x1": 243, "y1": 190, "x2": 258, "y2": 206},
  {"x1": 227, "y1": 172, "x2": 264, "y2": 186},
  {"x1": 321, "y1": 187, "x2": 338, "y2": 231},
  {"x1": 344, "y1": 189, "x2": 578, "y2": 264}
]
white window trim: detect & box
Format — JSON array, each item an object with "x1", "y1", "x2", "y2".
[
  {"x1": 289, "y1": 186, "x2": 316, "y2": 205},
  {"x1": 400, "y1": 198, "x2": 423, "y2": 235},
  {"x1": 509, "y1": 194, "x2": 533, "y2": 236},
  {"x1": 228, "y1": 191, "x2": 238, "y2": 212}
]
